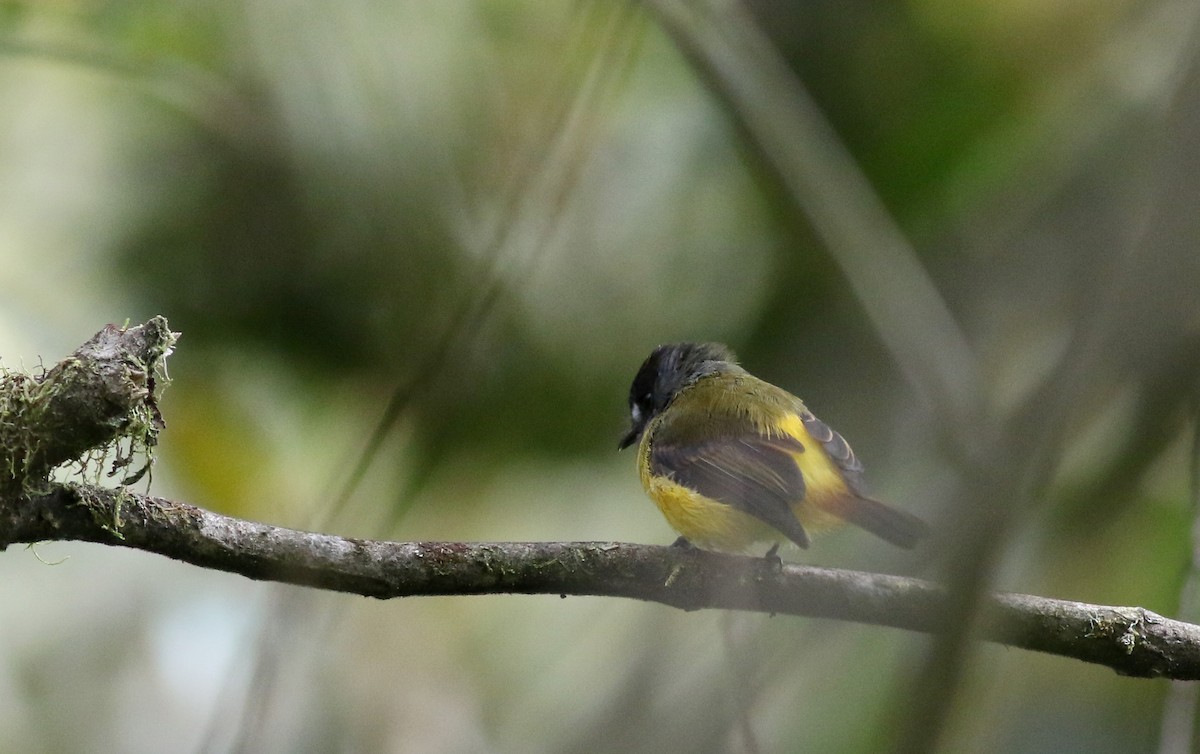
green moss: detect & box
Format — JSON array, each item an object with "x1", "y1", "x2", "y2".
[
  {"x1": 0, "y1": 366, "x2": 51, "y2": 492},
  {"x1": 70, "y1": 485, "x2": 127, "y2": 540}
]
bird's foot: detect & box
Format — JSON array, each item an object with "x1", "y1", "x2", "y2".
[{"x1": 762, "y1": 542, "x2": 783, "y2": 570}]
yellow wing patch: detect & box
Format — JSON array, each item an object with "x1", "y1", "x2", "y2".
[{"x1": 771, "y1": 414, "x2": 849, "y2": 498}]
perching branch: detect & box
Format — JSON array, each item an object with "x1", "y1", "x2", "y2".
[
  {"x1": 1, "y1": 319, "x2": 1199, "y2": 680},
  {"x1": 2, "y1": 483, "x2": 1199, "y2": 680}
]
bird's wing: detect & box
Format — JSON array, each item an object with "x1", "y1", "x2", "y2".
[
  {"x1": 649, "y1": 417, "x2": 812, "y2": 548},
  {"x1": 798, "y1": 409, "x2": 866, "y2": 493}
]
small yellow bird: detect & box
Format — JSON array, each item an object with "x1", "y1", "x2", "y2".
[{"x1": 619, "y1": 342, "x2": 928, "y2": 553}]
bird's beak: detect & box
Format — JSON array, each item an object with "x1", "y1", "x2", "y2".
[{"x1": 618, "y1": 426, "x2": 641, "y2": 450}]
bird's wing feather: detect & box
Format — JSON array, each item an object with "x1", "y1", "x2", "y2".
[
  {"x1": 799, "y1": 410, "x2": 865, "y2": 493},
  {"x1": 649, "y1": 423, "x2": 812, "y2": 548}
]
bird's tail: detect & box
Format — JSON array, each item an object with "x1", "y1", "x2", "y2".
[{"x1": 828, "y1": 495, "x2": 930, "y2": 549}]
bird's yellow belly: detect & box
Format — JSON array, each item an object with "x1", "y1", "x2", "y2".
[{"x1": 644, "y1": 474, "x2": 774, "y2": 551}]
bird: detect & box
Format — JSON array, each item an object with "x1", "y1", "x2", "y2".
[{"x1": 619, "y1": 342, "x2": 928, "y2": 553}]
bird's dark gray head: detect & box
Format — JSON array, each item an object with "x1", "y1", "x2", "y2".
[{"x1": 618, "y1": 342, "x2": 738, "y2": 449}]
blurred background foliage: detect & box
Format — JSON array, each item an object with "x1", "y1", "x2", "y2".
[{"x1": 2, "y1": 0, "x2": 1200, "y2": 752}]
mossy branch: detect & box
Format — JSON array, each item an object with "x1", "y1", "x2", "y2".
[
  {"x1": 1, "y1": 320, "x2": 1199, "y2": 681},
  {"x1": 0, "y1": 317, "x2": 175, "y2": 491}
]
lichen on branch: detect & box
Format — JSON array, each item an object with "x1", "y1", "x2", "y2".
[{"x1": 0, "y1": 317, "x2": 177, "y2": 493}]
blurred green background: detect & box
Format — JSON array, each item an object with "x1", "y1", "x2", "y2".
[{"x1": 3, "y1": 0, "x2": 1200, "y2": 752}]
